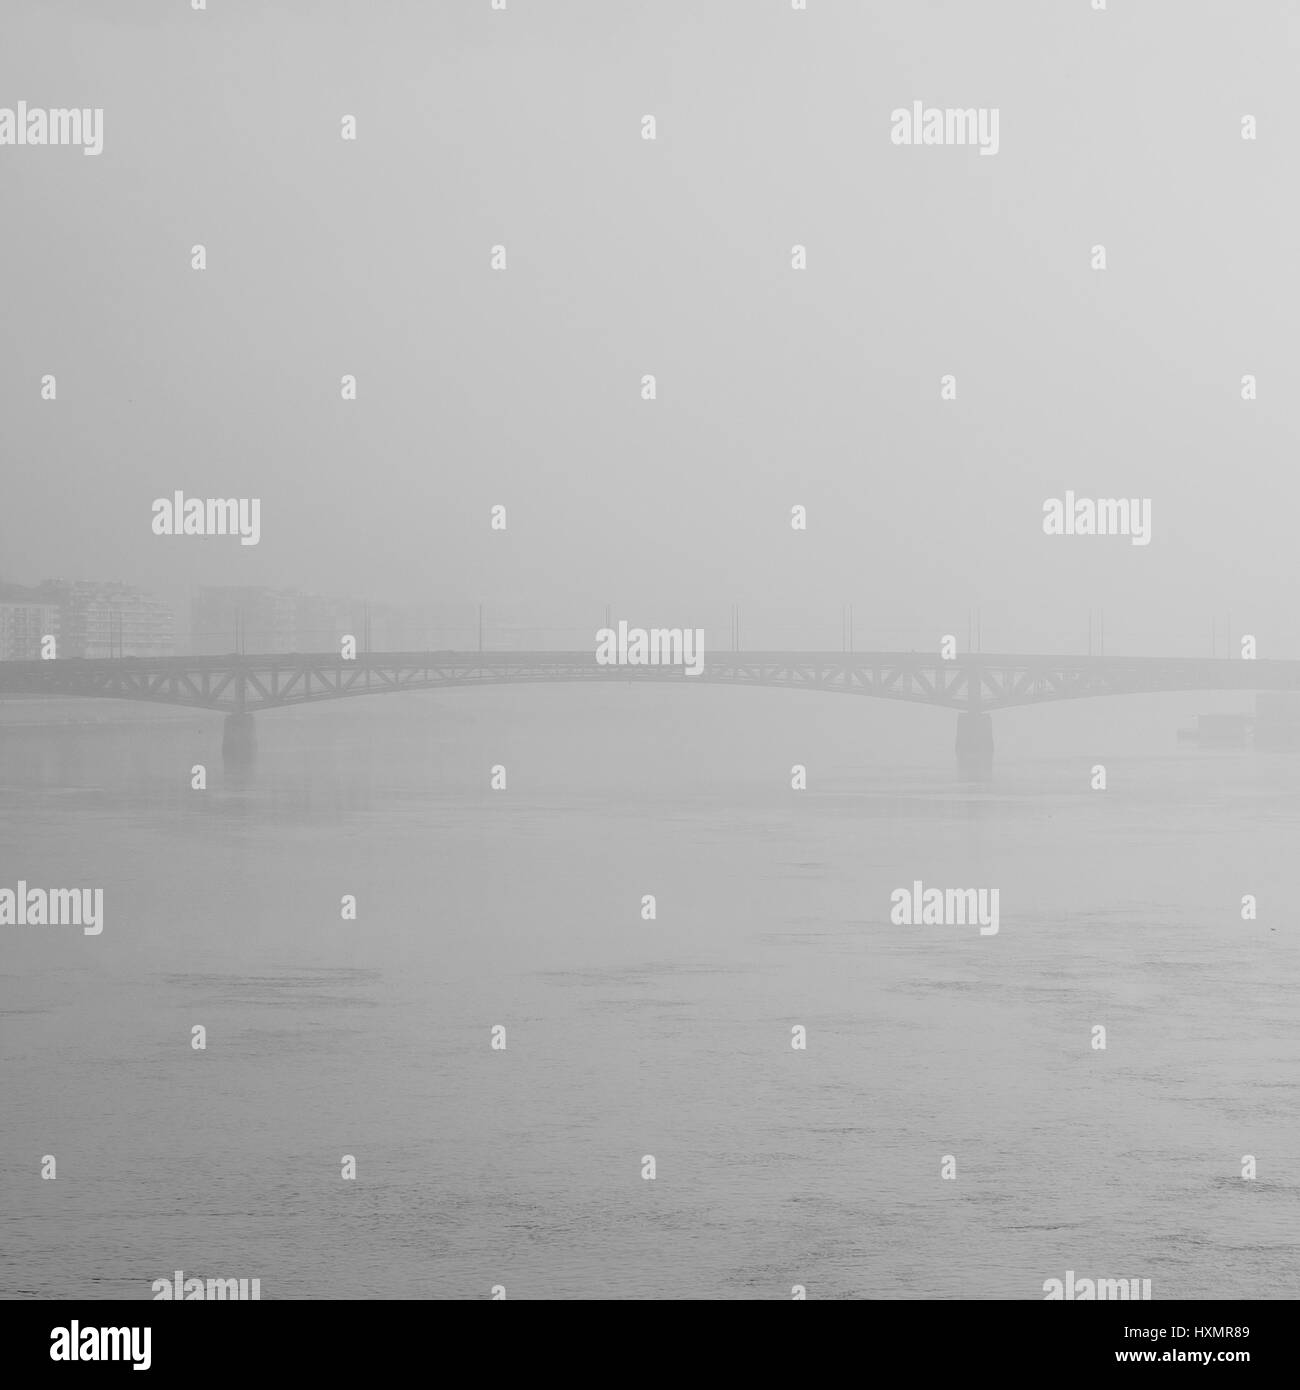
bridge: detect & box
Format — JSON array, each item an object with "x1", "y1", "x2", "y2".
[{"x1": 2, "y1": 649, "x2": 1297, "y2": 765}]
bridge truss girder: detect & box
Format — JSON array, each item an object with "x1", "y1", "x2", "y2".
[{"x1": 2, "y1": 653, "x2": 1299, "y2": 714}]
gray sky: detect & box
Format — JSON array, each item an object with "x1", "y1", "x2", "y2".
[{"x1": 2, "y1": 0, "x2": 1298, "y2": 654}]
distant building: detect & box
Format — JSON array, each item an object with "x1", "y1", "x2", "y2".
[
  {"x1": 192, "y1": 586, "x2": 281, "y2": 655},
  {"x1": 366, "y1": 602, "x2": 443, "y2": 651},
  {"x1": 189, "y1": 586, "x2": 468, "y2": 655},
  {"x1": 293, "y1": 592, "x2": 358, "y2": 651},
  {"x1": 0, "y1": 580, "x2": 173, "y2": 659},
  {"x1": 0, "y1": 599, "x2": 59, "y2": 660},
  {"x1": 191, "y1": 586, "x2": 358, "y2": 654},
  {"x1": 49, "y1": 581, "x2": 174, "y2": 658}
]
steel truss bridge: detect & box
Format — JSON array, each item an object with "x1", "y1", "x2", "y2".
[{"x1": 1, "y1": 651, "x2": 1296, "y2": 714}]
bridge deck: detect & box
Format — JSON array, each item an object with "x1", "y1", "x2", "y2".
[{"x1": 2, "y1": 652, "x2": 1298, "y2": 714}]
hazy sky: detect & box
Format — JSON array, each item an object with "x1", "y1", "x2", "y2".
[{"x1": 2, "y1": 0, "x2": 1298, "y2": 654}]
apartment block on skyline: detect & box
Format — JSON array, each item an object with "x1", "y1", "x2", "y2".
[{"x1": 0, "y1": 580, "x2": 174, "y2": 659}]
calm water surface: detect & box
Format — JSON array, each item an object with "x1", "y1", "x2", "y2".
[{"x1": 1, "y1": 687, "x2": 1297, "y2": 1298}]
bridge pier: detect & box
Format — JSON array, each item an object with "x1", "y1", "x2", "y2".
[
  {"x1": 222, "y1": 712, "x2": 257, "y2": 765},
  {"x1": 955, "y1": 710, "x2": 993, "y2": 776}
]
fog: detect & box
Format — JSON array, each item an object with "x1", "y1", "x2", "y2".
[{"x1": 2, "y1": 0, "x2": 1297, "y2": 662}]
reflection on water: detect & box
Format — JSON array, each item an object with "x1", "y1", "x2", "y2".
[{"x1": 1, "y1": 689, "x2": 1298, "y2": 1299}]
